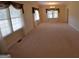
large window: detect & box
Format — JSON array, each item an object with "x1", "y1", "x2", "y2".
[
  {"x1": 0, "y1": 8, "x2": 12, "y2": 37},
  {"x1": 0, "y1": 2, "x2": 24, "y2": 37},
  {"x1": 9, "y1": 5, "x2": 24, "y2": 32},
  {"x1": 46, "y1": 9, "x2": 59, "y2": 19}
]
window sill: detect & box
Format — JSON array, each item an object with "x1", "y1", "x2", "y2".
[{"x1": 4, "y1": 28, "x2": 23, "y2": 39}]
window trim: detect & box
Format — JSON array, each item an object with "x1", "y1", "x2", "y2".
[
  {"x1": 32, "y1": 7, "x2": 39, "y2": 14},
  {"x1": 46, "y1": 8, "x2": 60, "y2": 19},
  {"x1": 0, "y1": 2, "x2": 24, "y2": 38},
  {"x1": 46, "y1": 8, "x2": 60, "y2": 13},
  {"x1": 32, "y1": 7, "x2": 40, "y2": 22}
]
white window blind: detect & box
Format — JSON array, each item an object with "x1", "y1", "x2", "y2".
[
  {"x1": 9, "y1": 5, "x2": 23, "y2": 32},
  {"x1": 47, "y1": 10, "x2": 53, "y2": 18},
  {"x1": 34, "y1": 10, "x2": 40, "y2": 21},
  {"x1": 47, "y1": 10, "x2": 58, "y2": 19},
  {"x1": 0, "y1": 8, "x2": 12, "y2": 37},
  {"x1": 53, "y1": 11, "x2": 58, "y2": 18}
]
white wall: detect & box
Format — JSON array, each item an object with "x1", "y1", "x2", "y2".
[
  {"x1": 23, "y1": 2, "x2": 34, "y2": 35},
  {"x1": 23, "y1": 2, "x2": 39, "y2": 35},
  {"x1": 0, "y1": 29, "x2": 8, "y2": 54},
  {"x1": 68, "y1": 2, "x2": 79, "y2": 31}
]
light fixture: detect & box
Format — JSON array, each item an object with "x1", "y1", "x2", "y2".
[
  {"x1": 48, "y1": 2, "x2": 56, "y2": 5},
  {"x1": 45, "y1": 2, "x2": 59, "y2": 5},
  {"x1": 50, "y1": 6, "x2": 55, "y2": 8}
]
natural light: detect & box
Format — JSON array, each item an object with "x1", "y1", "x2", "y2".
[
  {"x1": 0, "y1": 5, "x2": 24, "y2": 37},
  {"x1": 0, "y1": 8, "x2": 12, "y2": 37},
  {"x1": 47, "y1": 10, "x2": 58, "y2": 19},
  {"x1": 34, "y1": 10, "x2": 40, "y2": 21},
  {"x1": 9, "y1": 5, "x2": 23, "y2": 32}
]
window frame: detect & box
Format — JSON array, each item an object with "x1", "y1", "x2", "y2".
[
  {"x1": 9, "y1": 5, "x2": 24, "y2": 32},
  {"x1": 0, "y1": 8, "x2": 13, "y2": 37},
  {"x1": 0, "y1": 2, "x2": 24, "y2": 38},
  {"x1": 46, "y1": 8, "x2": 60, "y2": 19},
  {"x1": 32, "y1": 7, "x2": 40, "y2": 22}
]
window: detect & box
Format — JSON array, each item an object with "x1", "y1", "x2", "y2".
[
  {"x1": 0, "y1": 2, "x2": 24, "y2": 37},
  {"x1": 9, "y1": 5, "x2": 24, "y2": 31},
  {"x1": 47, "y1": 9, "x2": 59, "y2": 19},
  {"x1": 34, "y1": 9, "x2": 40, "y2": 21},
  {"x1": 32, "y1": 7, "x2": 40, "y2": 22},
  {"x1": 0, "y1": 8, "x2": 12, "y2": 37}
]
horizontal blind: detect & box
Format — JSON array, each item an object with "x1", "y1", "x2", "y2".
[
  {"x1": 0, "y1": 8, "x2": 12, "y2": 37},
  {"x1": 9, "y1": 5, "x2": 23, "y2": 32}
]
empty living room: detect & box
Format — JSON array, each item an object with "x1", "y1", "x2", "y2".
[{"x1": 0, "y1": 0, "x2": 79, "y2": 58}]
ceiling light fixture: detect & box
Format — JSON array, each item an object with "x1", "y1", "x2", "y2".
[
  {"x1": 45, "y1": 2, "x2": 59, "y2": 5},
  {"x1": 50, "y1": 6, "x2": 55, "y2": 8}
]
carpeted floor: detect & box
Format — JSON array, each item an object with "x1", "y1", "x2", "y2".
[{"x1": 8, "y1": 23, "x2": 79, "y2": 58}]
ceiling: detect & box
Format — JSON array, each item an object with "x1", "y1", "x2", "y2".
[
  {"x1": 16, "y1": 1, "x2": 73, "y2": 5},
  {"x1": 38, "y1": 1, "x2": 72, "y2": 5}
]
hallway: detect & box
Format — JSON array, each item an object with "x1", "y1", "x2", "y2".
[{"x1": 8, "y1": 23, "x2": 79, "y2": 58}]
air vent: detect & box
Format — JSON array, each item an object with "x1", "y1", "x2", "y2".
[{"x1": 17, "y1": 39, "x2": 22, "y2": 43}]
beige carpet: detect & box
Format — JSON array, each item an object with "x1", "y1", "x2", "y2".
[{"x1": 8, "y1": 23, "x2": 79, "y2": 58}]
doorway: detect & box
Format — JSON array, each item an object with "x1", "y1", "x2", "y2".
[{"x1": 32, "y1": 7, "x2": 40, "y2": 27}]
